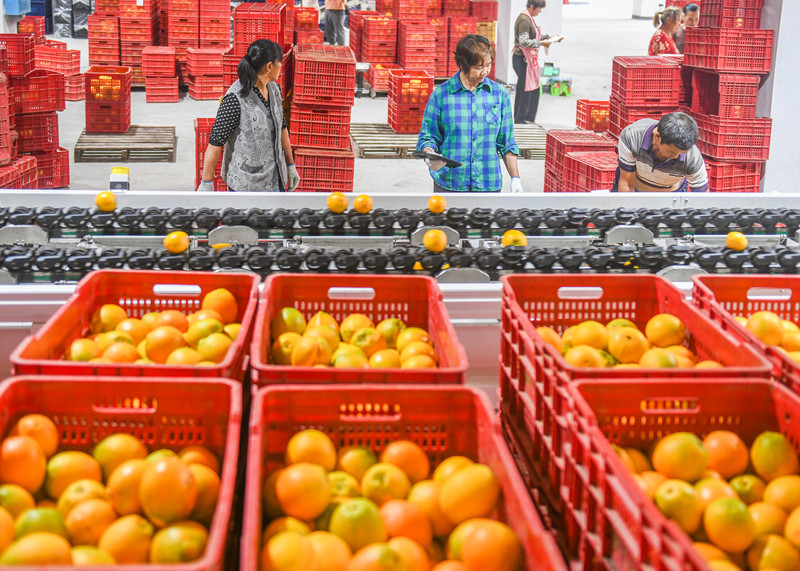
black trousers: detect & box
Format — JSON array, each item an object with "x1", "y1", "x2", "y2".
[{"x1": 512, "y1": 53, "x2": 541, "y2": 124}]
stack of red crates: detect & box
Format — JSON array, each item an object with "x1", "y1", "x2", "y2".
[
  {"x1": 388, "y1": 68, "x2": 433, "y2": 134},
  {"x1": 447, "y1": 16, "x2": 477, "y2": 75},
  {"x1": 471, "y1": 0, "x2": 497, "y2": 43},
  {"x1": 194, "y1": 118, "x2": 226, "y2": 192},
  {"x1": 607, "y1": 56, "x2": 681, "y2": 138},
  {"x1": 187, "y1": 47, "x2": 225, "y2": 100},
  {"x1": 429, "y1": 17, "x2": 448, "y2": 77},
  {"x1": 0, "y1": 58, "x2": 27, "y2": 188},
  {"x1": 563, "y1": 151, "x2": 619, "y2": 192},
  {"x1": 119, "y1": 0, "x2": 160, "y2": 85},
  {"x1": 362, "y1": 16, "x2": 398, "y2": 66},
  {"x1": 17, "y1": 17, "x2": 46, "y2": 44},
  {"x1": 85, "y1": 65, "x2": 131, "y2": 134},
  {"x1": 366, "y1": 63, "x2": 402, "y2": 93},
  {"x1": 88, "y1": 12, "x2": 121, "y2": 66},
  {"x1": 349, "y1": 10, "x2": 379, "y2": 61},
  {"x1": 293, "y1": 8, "x2": 322, "y2": 45},
  {"x1": 34, "y1": 41, "x2": 84, "y2": 102},
  {"x1": 291, "y1": 45, "x2": 356, "y2": 192},
  {"x1": 233, "y1": 3, "x2": 283, "y2": 56},
  {"x1": 575, "y1": 99, "x2": 610, "y2": 132},
  {"x1": 142, "y1": 46, "x2": 178, "y2": 102},
  {"x1": 543, "y1": 130, "x2": 616, "y2": 192},
  {"x1": 442, "y1": 0, "x2": 470, "y2": 15},
  {"x1": 397, "y1": 21, "x2": 434, "y2": 74},
  {"x1": 200, "y1": 0, "x2": 230, "y2": 49},
  {"x1": 166, "y1": 0, "x2": 199, "y2": 84},
  {"x1": 684, "y1": 0, "x2": 773, "y2": 192},
  {"x1": 222, "y1": 47, "x2": 238, "y2": 91},
  {"x1": 395, "y1": 0, "x2": 427, "y2": 21}
]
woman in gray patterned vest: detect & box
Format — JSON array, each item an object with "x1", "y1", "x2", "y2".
[{"x1": 197, "y1": 40, "x2": 301, "y2": 192}]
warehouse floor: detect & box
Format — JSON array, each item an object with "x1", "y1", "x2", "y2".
[{"x1": 57, "y1": 7, "x2": 654, "y2": 193}]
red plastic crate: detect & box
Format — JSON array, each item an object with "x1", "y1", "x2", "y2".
[
  {"x1": 564, "y1": 379, "x2": 783, "y2": 570},
  {"x1": 388, "y1": 99, "x2": 425, "y2": 134},
  {"x1": 429, "y1": 0, "x2": 442, "y2": 16},
  {"x1": 222, "y1": 47, "x2": 237, "y2": 90},
  {"x1": 691, "y1": 69, "x2": 760, "y2": 119},
  {"x1": 361, "y1": 42, "x2": 397, "y2": 65},
  {"x1": 376, "y1": 0, "x2": 393, "y2": 12},
  {"x1": 14, "y1": 70, "x2": 66, "y2": 114},
  {"x1": 95, "y1": 0, "x2": 120, "y2": 12},
  {"x1": 0, "y1": 163, "x2": 18, "y2": 188},
  {"x1": 250, "y1": 274, "x2": 468, "y2": 385},
  {"x1": 12, "y1": 154, "x2": 38, "y2": 188},
  {"x1": 233, "y1": 3, "x2": 283, "y2": 50},
  {"x1": 15, "y1": 111, "x2": 59, "y2": 153},
  {"x1": 199, "y1": 20, "x2": 231, "y2": 44},
  {"x1": 0, "y1": 45, "x2": 6, "y2": 75},
  {"x1": 395, "y1": 0, "x2": 428, "y2": 20},
  {"x1": 679, "y1": 61, "x2": 693, "y2": 107},
  {"x1": 293, "y1": 6, "x2": 318, "y2": 29},
  {"x1": 88, "y1": 13, "x2": 120, "y2": 39},
  {"x1": 443, "y1": 0, "x2": 471, "y2": 15},
  {"x1": 89, "y1": 39, "x2": 121, "y2": 66},
  {"x1": 119, "y1": 0, "x2": 158, "y2": 17},
  {"x1": 34, "y1": 45, "x2": 81, "y2": 76},
  {"x1": 448, "y1": 15, "x2": 477, "y2": 37},
  {"x1": 241, "y1": 385, "x2": 567, "y2": 571},
  {"x1": 0, "y1": 75, "x2": 10, "y2": 166},
  {"x1": 17, "y1": 16, "x2": 46, "y2": 40},
  {"x1": 608, "y1": 95, "x2": 672, "y2": 139},
  {"x1": 293, "y1": 143, "x2": 355, "y2": 193},
  {"x1": 349, "y1": 10, "x2": 379, "y2": 59},
  {"x1": 665, "y1": 0, "x2": 701, "y2": 6},
  {"x1": 544, "y1": 129, "x2": 617, "y2": 177},
  {"x1": 563, "y1": 151, "x2": 618, "y2": 192},
  {"x1": 685, "y1": 27, "x2": 773, "y2": 73},
  {"x1": 121, "y1": 40, "x2": 151, "y2": 67},
  {"x1": 575, "y1": 99, "x2": 610, "y2": 132},
  {"x1": 543, "y1": 167, "x2": 564, "y2": 193},
  {"x1": 29, "y1": 147, "x2": 69, "y2": 189},
  {"x1": 86, "y1": 101, "x2": 132, "y2": 133},
  {"x1": 363, "y1": 15, "x2": 398, "y2": 42},
  {"x1": 294, "y1": 29, "x2": 323, "y2": 44},
  {"x1": 704, "y1": 158, "x2": 762, "y2": 192},
  {"x1": 289, "y1": 103, "x2": 351, "y2": 149},
  {"x1": 85, "y1": 65, "x2": 132, "y2": 106},
  {"x1": 194, "y1": 117, "x2": 226, "y2": 191},
  {"x1": 64, "y1": 73, "x2": 85, "y2": 101},
  {"x1": 0, "y1": 34, "x2": 35, "y2": 76},
  {"x1": 142, "y1": 46, "x2": 176, "y2": 77},
  {"x1": 388, "y1": 68, "x2": 433, "y2": 105},
  {"x1": 700, "y1": 0, "x2": 763, "y2": 28},
  {"x1": 469, "y1": 0, "x2": 498, "y2": 20},
  {"x1": 187, "y1": 47, "x2": 225, "y2": 77},
  {"x1": 188, "y1": 76, "x2": 224, "y2": 100},
  {"x1": 119, "y1": 15, "x2": 158, "y2": 42},
  {"x1": 399, "y1": 20, "x2": 435, "y2": 46},
  {"x1": 692, "y1": 112, "x2": 772, "y2": 161},
  {"x1": 12, "y1": 270, "x2": 260, "y2": 380},
  {"x1": 292, "y1": 44, "x2": 356, "y2": 107},
  {"x1": 145, "y1": 76, "x2": 180, "y2": 102},
  {"x1": 611, "y1": 56, "x2": 681, "y2": 107},
  {"x1": 366, "y1": 63, "x2": 402, "y2": 91},
  {"x1": 0, "y1": 375, "x2": 241, "y2": 571}
]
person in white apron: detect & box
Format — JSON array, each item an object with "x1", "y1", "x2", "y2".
[{"x1": 512, "y1": 0, "x2": 563, "y2": 124}]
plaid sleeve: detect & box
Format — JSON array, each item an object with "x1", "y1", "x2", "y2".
[
  {"x1": 496, "y1": 89, "x2": 520, "y2": 156},
  {"x1": 417, "y1": 88, "x2": 444, "y2": 152}
]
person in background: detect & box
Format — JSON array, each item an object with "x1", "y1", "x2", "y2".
[
  {"x1": 614, "y1": 112, "x2": 708, "y2": 193},
  {"x1": 417, "y1": 35, "x2": 522, "y2": 193},
  {"x1": 325, "y1": 0, "x2": 347, "y2": 46},
  {"x1": 197, "y1": 40, "x2": 300, "y2": 192},
  {"x1": 649, "y1": 6, "x2": 681, "y2": 56},
  {"x1": 512, "y1": 0, "x2": 564, "y2": 124},
  {"x1": 673, "y1": 3, "x2": 700, "y2": 54}
]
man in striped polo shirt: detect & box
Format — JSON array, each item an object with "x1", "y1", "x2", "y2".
[{"x1": 614, "y1": 112, "x2": 709, "y2": 193}]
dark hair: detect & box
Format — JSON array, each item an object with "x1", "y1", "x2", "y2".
[
  {"x1": 453, "y1": 34, "x2": 496, "y2": 73},
  {"x1": 237, "y1": 39, "x2": 283, "y2": 96},
  {"x1": 527, "y1": 0, "x2": 546, "y2": 8},
  {"x1": 653, "y1": 6, "x2": 681, "y2": 27},
  {"x1": 657, "y1": 112, "x2": 698, "y2": 150},
  {"x1": 683, "y1": 2, "x2": 699, "y2": 13}
]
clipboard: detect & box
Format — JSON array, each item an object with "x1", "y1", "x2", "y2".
[{"x1": 411, "y1": 151, "x2": 462, "y2": 168}]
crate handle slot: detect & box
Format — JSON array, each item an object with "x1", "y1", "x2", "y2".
[
  {"x1": 327, "y1": 287, "x2": 376, "y2": 301},
  {"x1": 557, "y1": 286, "x2": 604, "y2": 300},
  {"x1": 639, "y1": 397, "x2": 700, "y2": 413},
  {"x1": 746, "y1": 287, "x2": 792, "y2": 301},
  {"x1": 338, "y1": 401, "x2": 402, "y2": 421},
  {"x1": 152, "y1": 284, "x2": 202, "y2": 297}
]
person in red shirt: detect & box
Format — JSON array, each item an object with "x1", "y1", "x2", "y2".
[{"x1": 649, "y1": 7, "x2": 681, "y2": 56}]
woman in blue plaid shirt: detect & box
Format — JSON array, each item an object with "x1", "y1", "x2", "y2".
[{"x1": 418, "y1": 35, "x2": 523, "y2": 193}]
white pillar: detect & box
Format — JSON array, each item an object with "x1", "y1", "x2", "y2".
[
  {"x1": 759, "y1": 0, "x2": 799, "y2": 192},
  {"x1": 496, "y1": 0, "x2": 563, "y2": 85}
]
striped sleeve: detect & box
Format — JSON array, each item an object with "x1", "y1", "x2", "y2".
[
  {"x1": 618, "y1": 132, "x2": 637, "y2": 172},
  {"x1": 686, "y1": 150, "x2": 709, "y2": 192}
]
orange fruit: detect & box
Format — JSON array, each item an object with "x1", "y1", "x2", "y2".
[
  {"x1": 645, "y1": 314, "x2": 686, "y2": 347},
  {"x1": 747, "y1": 534, "x2": 800, "y2": 571},
  {"x1": 166, "y1": 347, "x2": 203, "y2": 365},
  {"x1": 571, "y1": 321, "x2": 609, "y2": 350},
  {"x1": 351, "y1": 327, "x2": 388, "y2": 358},
  {"x1": 179, "y1": 445, "x2": 219, "y2": 474},
  {"x1": 0, "y1": 484, "x2": 36, "y2": 518},
  {"x1": 151, "y1": 309, "x2": 190, "y2": 332},
  {"x1": 433, "y1": 456, "x2": 473, "y2": 482},
  {"x1": 45, "y1": 450, "x2": 102, "y2": 500},
  {"x1": 102, "y1": 341, "x2": 140, "y2": 363},
  {"x1": 400, "y1": 341, "x2": 438, "y2": 364},
  {"x1": 147, "y1": 448, "x2": 179, "y2": 462},
  {"x1": 402, "y1": 355, "x2": 437, "y2": 369},
  {"x1": 291, "y1": 335, "x2": 332, "y2": 366},
  {"x1": 96, "y1": 330, "x2": 134, "y2": 351},
  {"x1": 187, "y1": 309, "x2": 224, "y2": 326},
  {"x1": 784, "y1": 506, "x2": 800, "y2": 549},
  {"x1": 639, "y1": 347, "x2": 679, "y2": 368},
  {"x1": 98, "y1": 514, "x2": 154, "y2": 563},
  {"x1": 407, "y1": 480, "x2": 454, "y2": 537},
  {"x1": 564, "y1": 345, "x2": 606, "y2": 368},
  {"x1": 428, "y1": 195, "x2": 446, "y2": 214},
  {"x1": 388, "y1": 536, "x2": 431, "y2": 571},
  {"x1": 353, "y1": 194, "x2": 373, "y2": 214},
  {"x1": 68, "y1": 338, "x2": 102, "y2": 361},
  {"x1": 15, "y1": 414, "x2": 58, "y2": 458},
  {"x1": 150, "y1": 521, "x2": 208, "y2": 563},
  {"x1": 749, "y1": 502, "x2": 788, "y2": 537},
  {"x1": 654, "y1": 479, "x2": 704, "y2": 534},
  {"x1": 90, "y1": 304, "x2": 128, "y2": 334},
  {"x1": 261, "y1": 530, "x2": 317, "y2": 571},
  {"x1": 725, "y1": 231, "x2": 748, "y2": 251},
  {"x1": 305, "y1": 325, "x2": 341, "y2": 353},
  {"x1": 95, "y1": 191, "x2": 117, "y2": 212},
  {"x1": 747, "y1": 311, "x2": 784, "y2": 346},
  {"x1": 0, "y1": 532, "x2": 72, "y2": 565},
  {"x1": 338, "y1": 446, "x2": 378, "y2": 482},
  {"x1": 423, "y1": 229, "x2": 448, "y2": 253},
  {"x1": 327, "y1": 192, "x2": 349, "y2": 213},
  {"x1": 197, "y1": 332, "x2": 233, "y2": 364},
  {"x1": 262, "y1": 517, "x2": 311, "y2": 544},
  {"x1": 188, "y1": 464, "x2": 220, "y2": 527},
  {"x1": 626, "y1": 448, "x2": 652, "y2": 473},
  {"x1": 286, "y1": 429, "x2": 337, "y2": 471},
  {"x1": 145, "y1": 325, "x2": 187, "y2": 364},
  {"x1": 607, "y1": 327, "x2": 649, "y2": 364},
  {"x1": 13, "y1": 507, "x2": 68, "y2": 539},
  {"x1": 536, "y1": 326, "x2": 564, "y2": 353},
  {"x1": 107, "y1": 459, "x2": 147, "y2": 516},
  {"x1": 92, "y1": 433, "x2": 148, "y2": 480},
  {"x1": 751, "y1": 431, "x2": 799, "y2": 482},
  {"x1": 457, "y1": 519, "x2": 522, "y2": 571},
  {"x1": 362, "y1": 463, "x2": 412, "y2": 506},
  {"x1": 380, "y1": 499, "x2": 433, "y2": 546},
  {"x1": 276, "y1": 462, "x2": 331, "y2": 520},
  {"x1": 692, "y1": 541, "x2": 729, "y2": 563},
  {"x1": 380, "y1": 441, "x2": 430, "y2": 484},
  {"x1": 370, "y1": 349, "x2": 402, "y2": 368},
  {"x1": 636, "y1": 471, "x2": 668, "y2": 500},
  {"x1": 695, "y1": 478, "x2": 738, "y2": 509},
  {"x1": 0, "y1": 506, "x2": 14, "y2": 554},
  {"x1": 56, "y1": 479, "x2": 109, "y2": 518},
  {"x1": 781, "y1": 332, "x2": 800, "y2": 352},
  {"x1": 115, "y1": 318, "x2": 150, "y2": 345},
  {"x1": 308, "y1": 310, "x2": 340, "y2": 333},
  {"x1": 501, "y1": 229, "x2": 527, "y2": 247},
  {"x1": 262, "y1": 468, "x2": 285, "y2": 521},
  {"x1": 433, "y1": 562, "x2": 467, "y2": 571},
  {"x1": 201, "y1": 288, "x2": 238, "y2": 325},
  {"x1": 652, "y1": 432, "x2": 708, "y2": 482},
  {"x1": 764, "y1": 475, "x2": 800, "y2": 513},
  {"x1": 272, "y1": 332, "x2": 303, "y2": 365},
  {"x1": 376, "y1": 318, "x2": 406, "y2": 349},
  {"x1": 139, "y1": 457, "x2": 198, "y2": 527},
  {"x1": 334, "y1": 350, "x2": 370, "y2": 369},
  {"x1": 271, "y1": 307, "x2": 307, "y2": 340},
  {"x1": 164, "y1": 231, "x2": 190, "y2": 253},
  {"x1": 70, "y1": 545, "x2": 116, "y2": 565},
  {"x1": 730, "y1": 475, "x2": 767, "y2": 505},
  {"x1": 395, "y1": 327, "x2": 432, "y2": 354},
  {"x1": 703, "y1": 431, "x2": 749, "y2": 480},
  {"x1": 704, "y1": 497, "x2": 757, "y2": 553},
  {"x1": 665, "y1": 345, "x2": 697, "y2": 364},
  {"x1": 64, "y1": 498, "x2": 117, "y2": 546},
  {"x1": 612, "y1": 444, "x2": 636, "y2": 473},
  {"x1": 308, "y1": 531, "x2": 352, "y2": 571},
  {"x1": 348, "y1": 543, "x2": 404, "y2": 571},
  {"x1": 439, "y1": 463, "x2": 500, "y2": 525},
  {"x1": 329, "y1": 497, "x2": 388, "y2": 552},
  {"x1": 329, "y1": 471, "x2": 361, "y2": 497}
]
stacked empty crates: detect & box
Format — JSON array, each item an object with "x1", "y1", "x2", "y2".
[
  {"x1": 88, "y1": 11, "x2": 121, "y2": 67},
  {"x1": 34, "y1": 38, "x2": 84, "y2": 101},
  {"x1": 398, "y1": 21, "x2": 434, "y2": 73},
  {"x1": 446, "y1": 16, "x2": 477, "y2": 76},
  {"x1": 362, "y1": 16, "x2": 397, "y2": 67},
  {"x1": 429, "y1": 17, "x2": 448, "y2": 78},
  {"x1": 187, "y1": 47, "x2": 226, "y2": 100},
  {"x1": 544, "y1": 130, "x2": 616, "y2": 192},
  {"x1": 348, "y1": 10, "x2": 378, "y2": 61},
  {"x1": 470, "y1": 0, "x2": 497, "y2": 79},
  {"x1": 684, "y1": 0, "x2": 773, "y2": 192},
  {"x1": 165, "y1": 0, "x2": 198, "y2": 85},
  {"x1": 388, "y1": 68, "x2": 433, "y2": 134},
  {"x1": 119, "y1": 0, "x2": 160, "y2": 85},
  {"x1": 200, "y1": 0, "x2": 231, "y2": 49},
  {"x1": 291, "y1": 45, "x2": 356, "y2": 192},
  {"x1": 142, "y1": 46, "x2": 178, "y2": 102},
  {"x1": 85, "y1": 65, "x2": 132, "y2": 134}
]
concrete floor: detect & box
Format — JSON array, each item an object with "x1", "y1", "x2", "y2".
[{"x1": 56, "y1": 6, "x2": 655, "y2": 193}]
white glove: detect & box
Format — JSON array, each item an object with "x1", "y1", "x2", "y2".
[
  {"x1": 510, "y1": 177, "x2": 523, "y2": 193},
  {"x1": 423, "y1": 147, "x2": 445, "y2": 171},
  {"x1": 287, "y1": 164, "x2": 301, "y2": 192},
  {"x1": 196, "y1": 180, "x2": 214, "y2": 192}
]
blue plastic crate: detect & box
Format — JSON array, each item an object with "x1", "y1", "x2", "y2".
[{"x1": 28, "y1": 0, "x2": 53, "y2": 33}]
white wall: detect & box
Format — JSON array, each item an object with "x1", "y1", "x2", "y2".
[
  {"x1": 568, "y1": 0, "x2": 633, "y2": 20},
  {"x1": 496, "y1": 0, "x2": 563, "y2": 85},
  {"x1": 632, "y1": 0, "x2": 663, "y2": 19}
]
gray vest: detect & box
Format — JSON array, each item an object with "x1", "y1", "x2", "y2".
[{"x1": 221, "y1": 80, "x2": 287, "y2": 192}]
